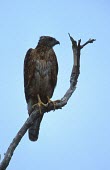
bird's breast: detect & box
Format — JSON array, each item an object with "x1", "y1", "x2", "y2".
[{"x1": 35, "y1": 59, "x2": 52, "y2": 77}]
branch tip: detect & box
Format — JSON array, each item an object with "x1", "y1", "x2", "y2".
[
  {"x1": 78, "y1": 39, "x2": 81, "y2": 47},
  {"x1": 80, "y1": 38, "x2": 96, "y2": 49}
]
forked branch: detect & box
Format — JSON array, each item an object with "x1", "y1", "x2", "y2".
[{"x1": 0, "y1": 34, "x2": 96, "y2": 170}]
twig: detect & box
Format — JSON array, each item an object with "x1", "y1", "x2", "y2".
[
  {"x1": 0, "y1": 34, "x2": 96, "y2": 170},
  {"x1": 80, "y1": 38, "x2": 96, "y2": 49}
]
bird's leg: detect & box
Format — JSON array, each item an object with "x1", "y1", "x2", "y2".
[
  {"x1": 37, "y1": 94, "x2": 47, "y2": 107},
  {"x1": 47, "y1": 96, "x2": 56, "y2": 111},
  {"x1": 32, "y1": 94, "x2": 47, "y2": 114}
]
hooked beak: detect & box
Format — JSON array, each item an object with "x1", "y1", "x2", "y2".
[{"x1": 56, "y1": 40, "x2": 60, "y2": 45}]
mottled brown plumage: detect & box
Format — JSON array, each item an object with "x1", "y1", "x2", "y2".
[{"x1": 24, "y1": 36, "x2": 59, "y2": 141}]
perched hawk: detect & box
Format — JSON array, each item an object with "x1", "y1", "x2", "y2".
[{"x1": 24, "y1": 36, "x2": 60, "y2": 141}]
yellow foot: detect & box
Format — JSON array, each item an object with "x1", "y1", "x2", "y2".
[
  {"x1": 47, "y1": 96, "x2": 56, "y2": 111},
  {"x1": 32, "y1": 95, "x2": 47, "y2": 114}
]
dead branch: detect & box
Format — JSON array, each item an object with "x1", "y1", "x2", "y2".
[{"x1": 0, "y1": 34, "x2": 96, "y2": 170}]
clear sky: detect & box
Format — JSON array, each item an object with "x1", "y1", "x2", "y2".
[{"x1": 0, "y1": 0, "x2": 110, "y2": 170}]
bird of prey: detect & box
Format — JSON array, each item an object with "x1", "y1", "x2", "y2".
[{"x1": 24, "y1": 36, "x2": 60, "y2": 141}]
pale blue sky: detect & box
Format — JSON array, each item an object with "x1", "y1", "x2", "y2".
[{"x1": 0, "y1": 0, "x2": 110, "y2": 170}]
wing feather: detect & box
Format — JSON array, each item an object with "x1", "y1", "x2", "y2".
[
  {"x1": 24, "y1": 48, "x2": 35, "y2": 102},
  {"x1": 49, "y1": 49, "x2": 58, "y2": 93}
]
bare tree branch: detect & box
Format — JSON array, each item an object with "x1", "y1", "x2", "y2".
[
  {"x1": 80, "y1": 38, "x2": 96, "y2": 49},
  {"x1": 0, "y1": 34, "x2": 96, "y2": 170}
]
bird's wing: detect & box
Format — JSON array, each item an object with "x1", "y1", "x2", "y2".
[
  {"x1": 24, "y1": 48, "x2": 36, "y2": 102},
  {"x1": 49, "y1": 49, "x2": 58, "y2": 90}
]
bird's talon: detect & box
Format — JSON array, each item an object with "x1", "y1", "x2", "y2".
[
  {"x1": 47, "y1": 96, "x2": 56, "y2": 110},
  {"x1": 37, "y1": 103, "x2": 42, "y2": 115},
  {"x1": 32, "y1": 95, "x2": 48, "y2": 115},
  {"x1": 32, "y1": 103, "x2": 38, "y2": 109}
]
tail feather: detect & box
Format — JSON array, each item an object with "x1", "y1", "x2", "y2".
[
  {"x1": 27, "y1": 99, "x2": 44, "y2": 141},
  {"x1": 28, "y1": 115, "x2": 44, "y2": 141}
]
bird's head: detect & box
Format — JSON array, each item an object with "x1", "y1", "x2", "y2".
[{"x1": 38, "y1": 36, "x2": 60, "y2": 47}]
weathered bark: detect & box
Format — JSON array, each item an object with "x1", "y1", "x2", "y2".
[{"x1": 0, "y1": 34, "x2": 95, "y2": 170}]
